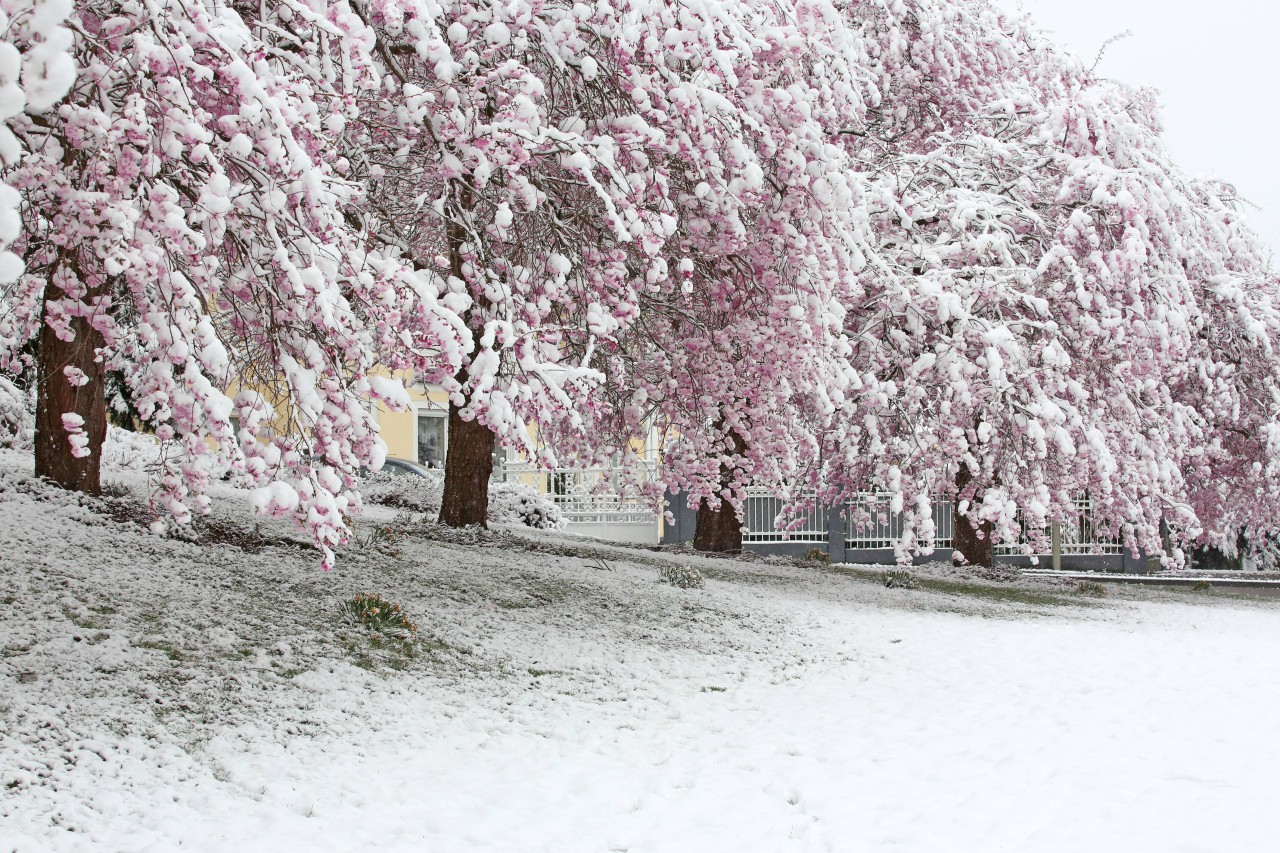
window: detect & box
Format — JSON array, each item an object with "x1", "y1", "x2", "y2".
[
  {"x1": 416, "y1": 409, "x2": 447, "y2": 469},
  {"x1": 491, "y1": 445, "x2": 507, "y2": 481},
  {"x1": 414, "y1": 405, "x2": 506, "y2": 479}
]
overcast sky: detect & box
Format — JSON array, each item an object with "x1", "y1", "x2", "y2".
[{"x1": 998, "y1": 0, "x2": 1280, "y2": 266}]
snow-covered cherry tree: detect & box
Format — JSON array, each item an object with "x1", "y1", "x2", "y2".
[
  {"x1": 0, "y1": 0, "x2": 74, "y2": 279},
  {"x1": 352, "y1": 0, "x2": 853, "y2": 529},
  {"x1": 0, "y1": 0, "x2": 75, "y2": 446},
  {"x1": 816, "y1": 0, "x2": 1280, "y2": 567},
  {"x1": 0, "y1": 0, "x2": 470, "y2": 567},
  {"x1": 547, "y1": 0, "x2": 874, "y2": 552}
]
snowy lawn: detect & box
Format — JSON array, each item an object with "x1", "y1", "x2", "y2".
[{"x1": 2, "y1": 449, "x2": 1279, "y2": 852}]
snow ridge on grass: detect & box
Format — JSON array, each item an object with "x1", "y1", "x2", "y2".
[{"x1": 3, "y1": 448, "x2": 1280, "y2": 852}]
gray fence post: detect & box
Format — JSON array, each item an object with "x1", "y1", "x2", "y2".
[
  {"x1": 661, "y1": 489, "x2": 698, "y2": 546},
  {"x1": 826, "y1": 506, "x2": 845, "y2": 564},
  {"x1": 1051, "y1": 522, "x2": 1062, "y2": 572}
]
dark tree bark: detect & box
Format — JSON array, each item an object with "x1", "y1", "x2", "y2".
[
  {"x1": 694, "y1": 426, "x2": 747, "y2": 553},
  {"x1": 437, "y1": 176, "x2": 497, "y2": 528},
  {"x1": 694, "y1": 495, "x2": 742, "y2": 553},
  {"x1": 437, "y1": 398, "x2": 496, "y2": 527},
  {"x1": 952, "y1": 463, "x2": 993, "y2": 567},
  {"x1": 34, "y1": 256, "x2": 107, "y2": 495}
]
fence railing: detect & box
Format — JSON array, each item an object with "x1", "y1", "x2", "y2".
[
  {"x1": 992, "y1": 494, "x2": 1124, "y2": 556},
  {"x1": 741, "y1": 489, "x2": 1120, "y2": 556},
  {"x1": 501, "y1": 463, "x2": 661, "y2": 526},
  {"x1": 742, "y1": 490, "x2": 827, "y2": 543},
  {"x1": 844, "y1": 493, "x2": 955, "y2": 551}
]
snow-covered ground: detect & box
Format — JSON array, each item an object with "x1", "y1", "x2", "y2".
[{"x1": 2, "y1": 447, "x2": 1279, "y2": 852}]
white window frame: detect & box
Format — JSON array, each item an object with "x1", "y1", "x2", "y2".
[{"x1": 413, "y1": 404, "x2": 448, "y2": 469}]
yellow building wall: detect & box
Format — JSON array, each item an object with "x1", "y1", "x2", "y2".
[{"x1": 372, "y1": 377, "x2": 451, "y2": 465}]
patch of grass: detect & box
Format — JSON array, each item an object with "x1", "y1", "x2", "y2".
[
  {"x1": 658, "y1": 564, "x2": 705, "y2": 589},
  {"x1": 804, "y1": 547, "x2": 830, "y2": 565},
  {"x1": 1190, "y1": 580, "x2": 1213, "y2": 592},
  {"x1": 2, "y1": 642, "x2": 33, "y2": 658},
  {"x1": 701, "y1": 685, "x2": 727, "y2": 693},
  {"x1": 181, "y1": 516, "x2": 313, "y2": 554},
  {"x1": 341, "y1": 633, "x2": 427, "y2": 672},
  {"x1": 490, "y1": 574, "x2": 582, "y2": 609},
  {"x1": 694, "y1": 564, "x2": 799, "y2": 588},
  {"x1": 1076, "y1": 580, "x2": 1108, "y2": 597},
  {"x1": 60, "y1": 604, "x2": 109, "y2": 630},
  {"x1": 917, "y1": 576, "x2": 1083, "y2": 607},
  {"x1": 830, "y1": 565, "x2": 1085, "y2": 608},
  {"x1": 138, "y1": 599, "x2": 172, "y2": 628},
  {"x1": 136, "y1": 639, "x2": 184, "y2": 662}
]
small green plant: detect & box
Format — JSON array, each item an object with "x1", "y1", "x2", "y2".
[
  {"x1": 356, "y1": 512, "x2": 414, "y2": 552},
  {"x1": 358, "y1": 524, "x2": 398, "y2": 549},
  {"x1": 1076, "y1": 580, "x2": 1108, "y2": 597},
  {"x1": 340, "y1": 594, "x2": 418, "y2": 641},
  {"x1": 658, "y1": 564, "x2": 704, "y2": 589},
  {"x1": 883, "y1": 569, "x2": 918, "y2": 589},
  {"x1": 804, "y1": 547, "x2": 830, "y2": 564},
  {"x1": 1190, "y1": 580, "x2": 1213, "y2": 592}
]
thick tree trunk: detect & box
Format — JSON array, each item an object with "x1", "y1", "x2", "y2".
[
  {"x1": 952, "y1": 464, "x2": 993, "y2": 567},
  {"x1": 34, "y1": 261, "x2": 107, "y2": 495},
  {"x1": 694, "y1": 496, "x2": 742, "y2": 553},
  {"x1": 693, "y1": 426, "x2": 746, "y2": 553},
  {"x1": 437, "y1": 399, "x2": 496, "y2": 528}
]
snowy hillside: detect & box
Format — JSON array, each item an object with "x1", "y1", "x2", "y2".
[{"x1": 2, "y1": 447, "x2": 1280, "y2": 852}]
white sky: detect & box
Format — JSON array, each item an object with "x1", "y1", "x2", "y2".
[{"x1": 998, "y1": 0, "x2": 1280, "y2": 266}]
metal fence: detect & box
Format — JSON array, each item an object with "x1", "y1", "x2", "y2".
[
  {"x1": 992, "y1": 494, "x2": 1124, "y2": 556},
  {"x1": 742, "y1": 490, "x2": 827, "y2": 544},
  {"x1": 739, "y1": 489, "x2": 1120, "y2": 556},
  {"x1": 501, "y1": 463, "x2": 661, "y2": 526},
  {"x1": 843, "y1": 493, "x2": 956, "y2": 551}
]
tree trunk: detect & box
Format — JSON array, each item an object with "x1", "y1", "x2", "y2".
[
  {"x1": 437, "y1": 399, "x2": 496, "y2": 527},
  {"x1": 693, "y1": 426, "x2": 746, "y2": 553},
  {"x1": 952, "y1": 464, "x2": 993, "y2": 567},
  {"x1": 694, "y1": 495, "x2": 742, "y2": 553},
  {"x1": 34, "y1": 259, "x2": 107, "y2": 495},
  {"x1": 437, "y1": 175, "x2": 496, "y2": 528}
]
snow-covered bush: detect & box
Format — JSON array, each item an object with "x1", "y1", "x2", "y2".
[
  {"x1": 361, "y1": 473, "x2": 563, "y2": 530},
  {"x1": 100, "y1": 426, "x2": 163, "y2": 472},
  {"x1": 658, "y1": 565, "x2": 704, "y2": 590},
  {"x1": 489, "y1": 482, "x2": 563, "y2": 530},
  {"x1": 360, "y1": 472, "x2": 444, "y2": 515},
  {"x1": 0, "y1": 377, "x2": 30, "y2": 448}
]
